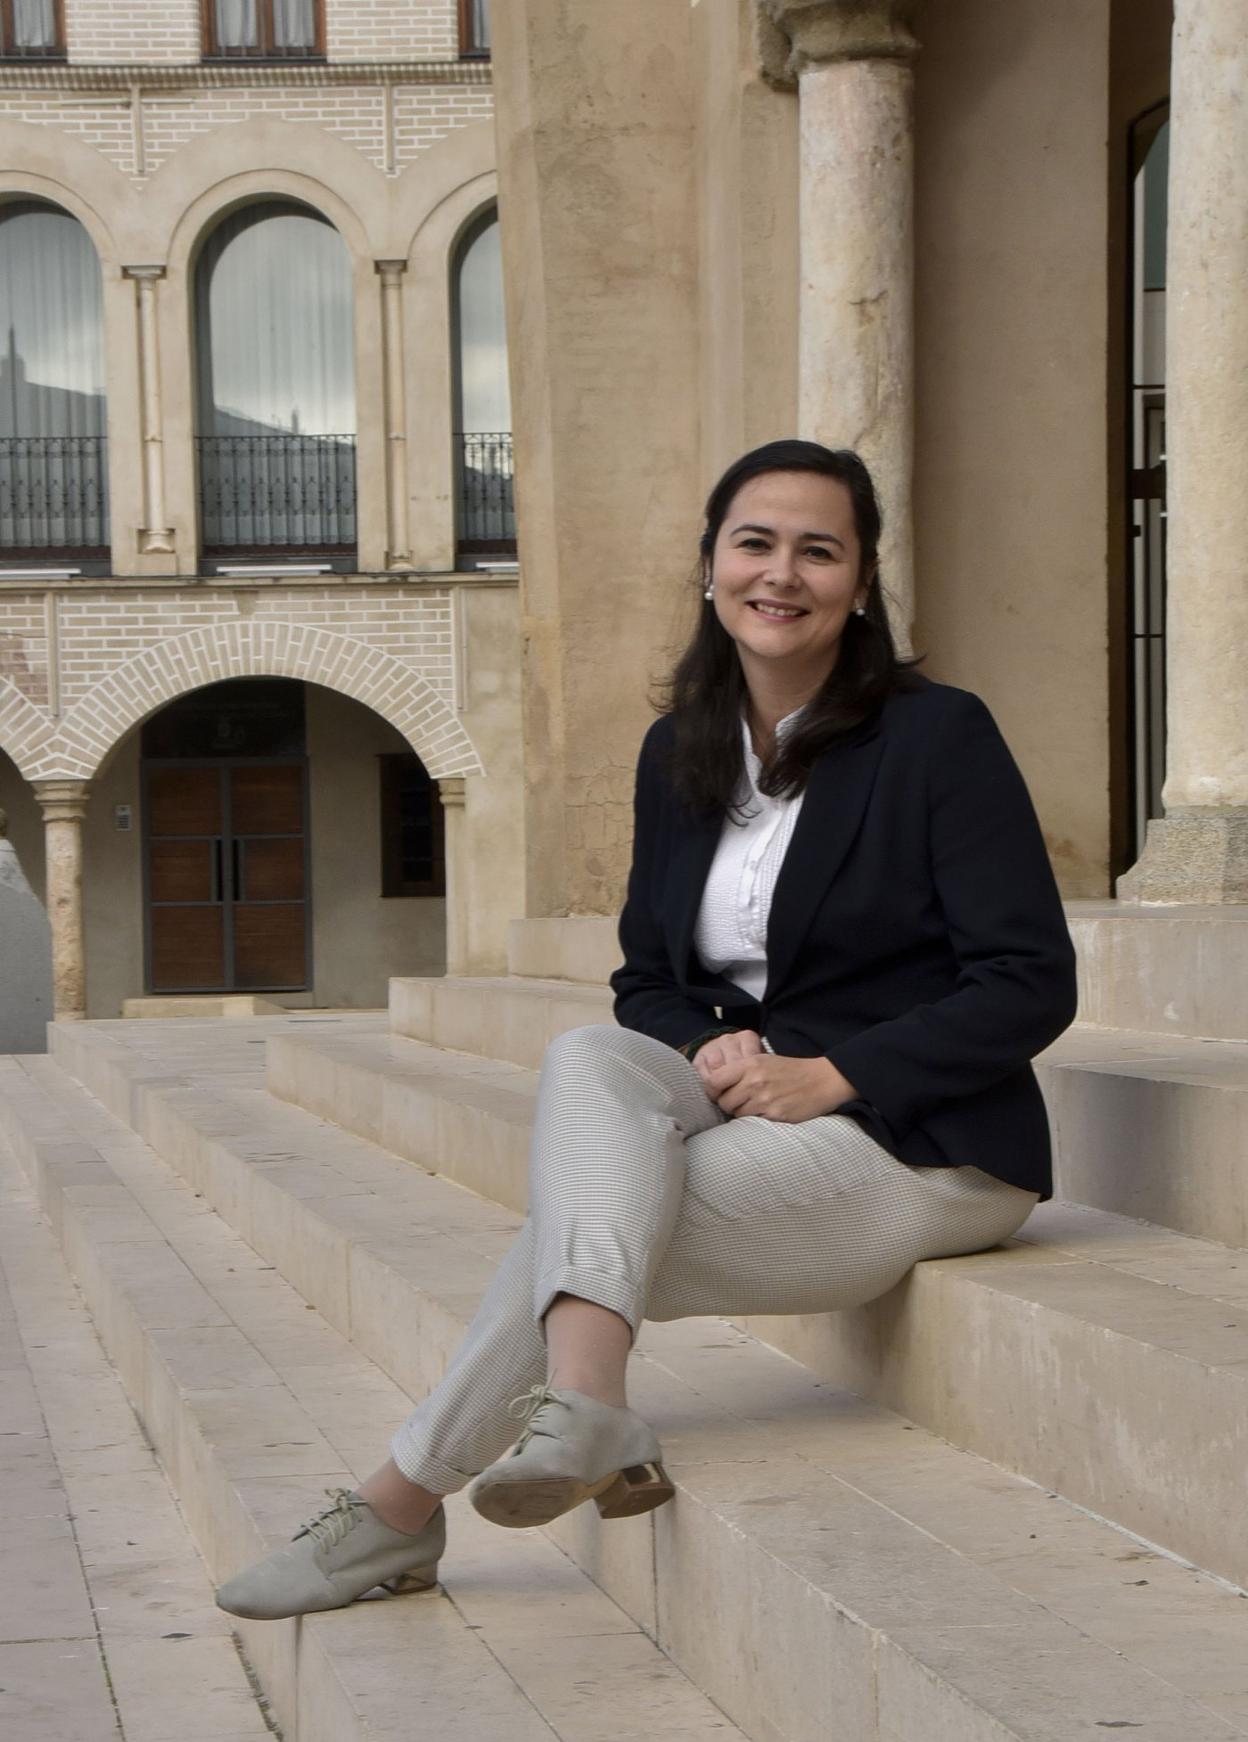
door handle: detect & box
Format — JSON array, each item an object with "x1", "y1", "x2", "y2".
[
  {"x1": 232, "y1": 839, "x2": 242, "y2": 901},
  {"x1": 212, "y1": 839, "x2": 223, "y2": 904}
]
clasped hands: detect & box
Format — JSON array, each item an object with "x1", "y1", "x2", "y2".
[{"x1": 691, "y1": 1029, "x2": 859, "y2": 1123}]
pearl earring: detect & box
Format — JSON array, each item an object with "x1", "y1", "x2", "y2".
[
  {"x1": 854, "y1": 606, "x2": 866, "y2": 616},
  {"x1": 703, "y1": 582, "x2": 713, "y2": 600}
]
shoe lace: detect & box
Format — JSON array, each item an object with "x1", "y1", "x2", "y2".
[
  {"x1": 506, "y1": 1381, "x2": 568, "y2": 1452},
  {"x1": 293, "y1": 1487, "x2": 361, "y2": 1549}
]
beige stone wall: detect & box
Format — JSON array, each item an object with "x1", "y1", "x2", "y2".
[
  {"x1": 306, "y1": 687, "x2": 446, "y2": 1007},
  {"x1": 491, "y1": 0, "x2": 701, "y2": 918},
  {"x1": 692, "y1": 0, "x2": 800, "y2": 491},
  {"x1": 909, "y1": 0, "x2": 1113, "y2": 895}
]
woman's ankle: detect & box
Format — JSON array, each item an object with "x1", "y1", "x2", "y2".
[{"x1": 356, "y1": 1458, "x2": 443, "y2": 1534}]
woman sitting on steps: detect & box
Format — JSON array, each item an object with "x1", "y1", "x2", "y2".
[{"x1": 217, "y1": 438, "x2": 1078, "y2": 1621}]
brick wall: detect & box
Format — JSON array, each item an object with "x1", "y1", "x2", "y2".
[
  {"x1": 65, "y1": 0, "x2": 200, "y2": 63},
  {"x1": 0, "y1": 584, "x2": 484, "y2": 782},
  {"x1": 64, "y1": 0, "x2": 462, "y2": 65}
]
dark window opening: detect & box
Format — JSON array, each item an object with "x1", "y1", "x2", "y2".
[{"x1": 380, "y1": 755, "x2": 445, "y2": 898}]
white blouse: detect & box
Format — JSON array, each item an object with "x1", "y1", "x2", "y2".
[{"x1": 693, "y1": 708, "x2": 806, "y2": 1003}]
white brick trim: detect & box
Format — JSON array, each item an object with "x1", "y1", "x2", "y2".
[{"x1": 18, "y1": 620, "x2": 483, "y2": 782}]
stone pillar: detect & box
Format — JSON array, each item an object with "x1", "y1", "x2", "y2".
[
  {"x1": 762, "y1": 0, "x2": 920, "y2": 647},
  {"x1": 490, "y1": 0, "x2": 701, "y2": 916},
  {"x1": 1118, "y1": 0, "x2": 1248, "y2": 903},
  {"x1": 375, "y1": 260, "x2": 413, "y2": 570},
  {"x1": 123, "y1": 265, "x2": 175, "y2": 555},
  {"x1": 32, "y1": 780, "x2": 90, "y2": 1021},
  {"x1": 438, "y1": 777, "x2": 468, "y2": 975}
]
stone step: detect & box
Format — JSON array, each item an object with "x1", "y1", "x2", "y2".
[
  {"x1": 1066, "y1": 901, "x2": 1248, "y2": 1043},
  {"x1": 393, "y1": 967, "x2": 1248, "y2": 1252},
  {"x1": 389, "y1": 974, "x2": 612, "y2": 1064},
  {"x1": 248, "y1": 1017, "x2": 1248, "y2": 1589},
  {"x1": 1035, "y1": 1023, "x2": 1248, "y2": 1247},
  {"x1": 501, "y1": 906, "x2": 1248, "y2": 1041},
  {"x1": 0, "y1": 1138, "x2": 276, "y2": 1742},
  {"x1": 0, "y1": 1054, "x2": 750, "y2": 1742},
  {"x1": 8, "y1": 1033, "x2": 1248, "y2": 1740}
]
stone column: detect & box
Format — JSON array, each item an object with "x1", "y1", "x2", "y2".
[
  {"x1": 490, "y1": 0, "x2": 701, "y2": 917},
  {"x1": 33, "y1": 780, "x2": 90, "y2": 1021},
  {"x1": 123, "y1": 265, "x2": 175, "y2": 555},
  {"x1": 375, "y1": 260, "x2": 413, "y2": 570},
  {"x1": 438, "y1": 777, "x2": 468, "y2": 975},
  {"x1": 762, "y1": 0, "x2": 920, "y2": 647},
  {"x1": 1118, "y1": 0, "x2": 1248, "y2": 902}
]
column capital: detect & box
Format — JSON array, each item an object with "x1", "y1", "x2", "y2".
[
  {"x1": 375, "y1": 258, "x2": 408, "y2": 280},
  {"x1": 122, "y1": 263, "x2": 167, "y2": 281},
  {"x1": 437, "y1": 776, "x2": 467, "y2": 810},
  {"x1": 759, "y1": 0, "x2": 921, "y2": 76},
  {"x1": 32, "y1": 779, "x2": 91, "y2": 823}
]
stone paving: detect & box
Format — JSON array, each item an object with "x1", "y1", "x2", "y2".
[{"x1": 0, "y1": 1136, "x2": 276, "y2": 1742}]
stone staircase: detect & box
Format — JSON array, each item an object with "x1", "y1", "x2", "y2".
[{"x1": 1, "y1": 903, "x2": 1247, "y2": 1739}]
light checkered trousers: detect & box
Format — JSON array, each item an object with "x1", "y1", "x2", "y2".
[{"x1": 389, "y1": 1024, "x2": 1037, "y2": 1492}]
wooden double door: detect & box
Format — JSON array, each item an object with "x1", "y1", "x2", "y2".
[{"x1": 144, "y1": 760, "x2": 310, "y2": 993}]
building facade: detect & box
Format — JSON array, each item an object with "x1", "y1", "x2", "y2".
[
  {"x1": 0, "y1": 0, "x2": 522, "y2": 1017},
  {"x1": 489, "y1": 0, "x2": 1243, "y2": 933}
]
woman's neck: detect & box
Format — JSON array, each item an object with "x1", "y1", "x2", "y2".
[{"x1": 744, "y1": 676, "x2": 820, "y2": 759}]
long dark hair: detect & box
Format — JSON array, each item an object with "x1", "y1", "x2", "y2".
[{"x1": 658, "y1": 439, "x2": 925, "y2": 816}]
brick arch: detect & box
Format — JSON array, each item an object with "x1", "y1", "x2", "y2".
[
  {"x1": 25, "y1": 622, "x2": 483, "y2": 783},
  {"x1": 0, "y1": 677, "x2": 52, "y2": 781}
]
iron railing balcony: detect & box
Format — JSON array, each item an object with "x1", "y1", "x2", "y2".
[
  {"x1": 196, "y1": 433, "x2": 357, "y2": 556},
  {"x1": 0, "y1": 435, "x2": 109, "y2": 556},
  {"x1": 456, "y1": 430, "x2": 515, "y2": 554}
]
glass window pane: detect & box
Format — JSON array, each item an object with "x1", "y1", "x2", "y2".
[
  {"x1": 13, "y1": 1, "x2": 57, "y2": 49},
  {"x1": 215, "y1": 0, "x2": 258, "y2": 50},
  {"x1": 273, "y1": 0, "x2": 315, "y2": 49},
  {"x1": 196, "y1": 202, "x2": 354, "y2": 437},
  {"x1": 472, "y1": 0, "x2": 490, "y2": 51},
  {"x1": 456, "y1": 215, "x2": 510, "y2": 433},
  {"x1": 0, "y1": 201, "x2": 108, "y2": 549}
]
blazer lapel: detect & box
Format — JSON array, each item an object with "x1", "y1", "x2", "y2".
[
  {"x1": 763, "y1": 719, "x2": 885, "y2": 998},
  {"x1": 664, "y1": 806, "x2": 723, "y2": 990}
]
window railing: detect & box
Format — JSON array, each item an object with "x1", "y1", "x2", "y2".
[
  {"x1": 0, "y1": 0, "x2": 63, "y2": 58},
  {"x1": 196, "y1": 434, "x2": 356, "y2": 555},
  {"x1": 0, "y1": 436, "x2": 109, "y2": 555},
  {"x1": 456, "y1": 431, "x2": 514, "y2": 553},
  {"x1": 458, "y1": 0, "x2": 490, "y2": 58},
  {"x1": 202, "y1": 0, "x2": 322, "y2": 60}
]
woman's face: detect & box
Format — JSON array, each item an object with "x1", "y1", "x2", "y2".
[{"x1": 706, "y1": 469, "x2": 870, "y2": 694}]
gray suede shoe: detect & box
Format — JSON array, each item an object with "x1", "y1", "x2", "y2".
[
  {"x1": 469, "y1": 1384, "x2": 675, "y2": 1528},
  {"x1": 216, "y1": 1488, "x2": 445, "y2": 1620}
]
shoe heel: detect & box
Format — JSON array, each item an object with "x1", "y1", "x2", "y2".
[
  {"x1": 594, "y1": 1461, "x2": 675, "y2": 1520},
  {"x1": 382, "y1": 1564, "x2": 440, "y2": 1595}
]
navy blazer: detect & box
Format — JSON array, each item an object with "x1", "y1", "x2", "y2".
[{"x1": 609, "y1": 675, "x2": 1078, "y2": 1197}]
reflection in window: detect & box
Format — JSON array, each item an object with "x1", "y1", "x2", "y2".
[
  {"x1": 0, "y1": 200, "x2": 109, "y2": 555},
  {"x1": 453, "y1": 210, "x2": 513, "y2": 553},
  {"x1": 194, "y1": 200, "x2": 356, "y2": 555}
]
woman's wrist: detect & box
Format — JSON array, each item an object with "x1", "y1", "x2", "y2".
[{"x1": 678, "y1": 1027, "x2": 742, "y2": 1062}]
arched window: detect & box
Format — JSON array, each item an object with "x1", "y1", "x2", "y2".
[
  {"x1": 0, "y1": 199, "x2": 108, "y2": 566},
  {"x1": 452, "y1": 207, "x2": 514, "y2": 557},
  {"x1": 194, "y1": 199, "x2": 356, "y2": 567}
]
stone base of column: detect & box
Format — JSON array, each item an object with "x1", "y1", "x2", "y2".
[{"x1": 1117, "y1": 809, "x2": 1248, "y2": 904}]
